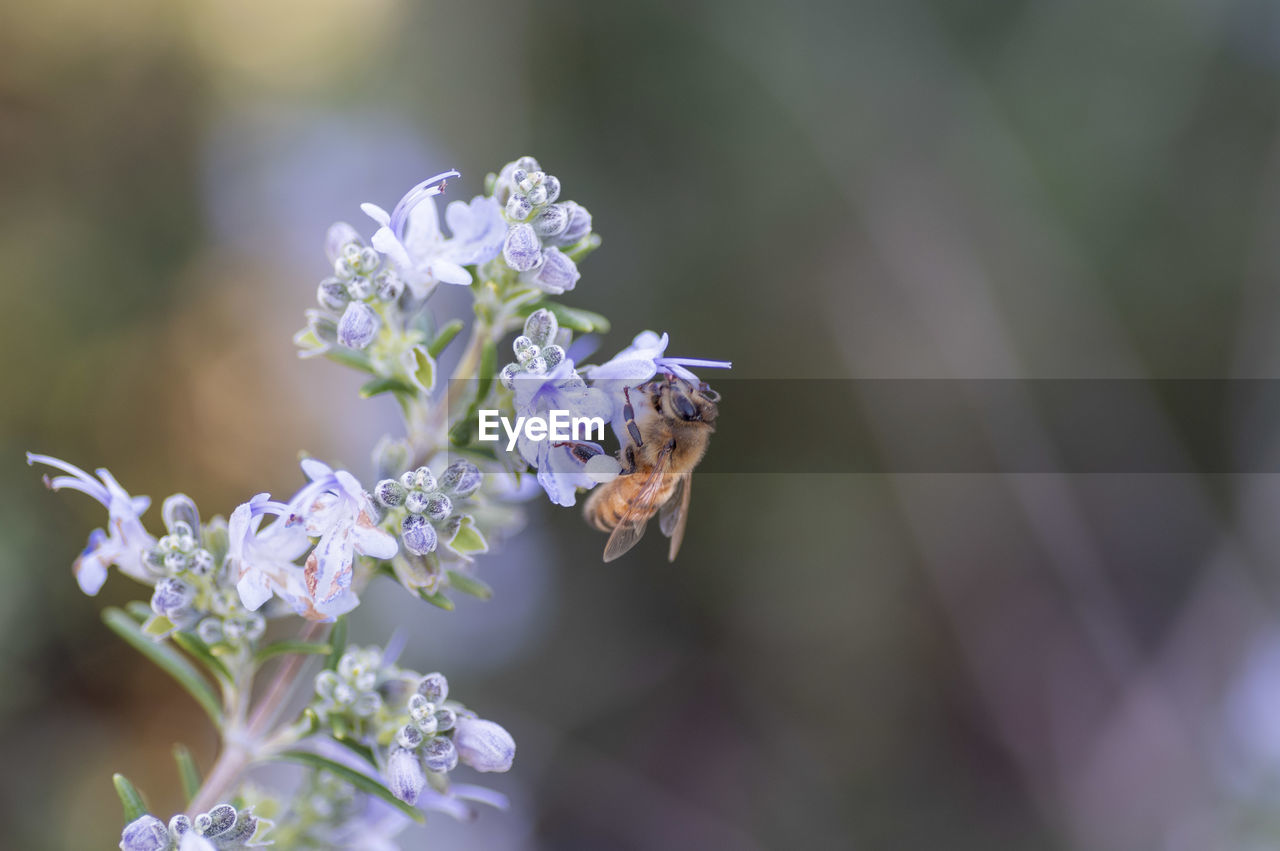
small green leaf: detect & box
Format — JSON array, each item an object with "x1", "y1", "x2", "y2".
[
  {"x1": 254, "y1": 641, "x2": 333, "y2": 665},
  {"x1": 275, "y1": 750, "x2": 425, "y2": 823},
  {"x1": 172, "y1": 631, "x2": 233, "y2": 683},
  {"x1": 563, "y1": 232, "x2": 602, "y2": 263},
  {"x1": 360, "y1": 376, "x2": 417, "y2": 398},
  {"x1": 102, "y1": 608, "x2": 222, "y2": 728},
  {"x1": 427, "y1": 319, "x2": 465, "y2": 358},
  {"x1": 526, "y1": 301, "x2": 611, "y2": 333},
  {"x1": 172, "y1": 744, "x2": 201, "y2": 804},
  {"x1": 124, "y1": 601, "x2": 152, "y2": 622},
  {"x1": 323, "y1": 346, "x2": 375, "y2": 373},
  {"x1": 477, "y1": 338, "x2": 497, "y2": 402},
  {"x1": 325, "y1": 617, "x2": 348, "y2": 671},
  {"x1": 113, "y1": 773, "x2": 148, "y2": 824},
  {"x1": 328, "y1": 734, "x2": 378, "y2": 767},
  {"x1": 446, "y1": 569, "x2": 493, "y2": 600},
  {"x1": 418, "y1": 589, "x2": 455, "y2": 611},
  {"x1": 446, "y1": 516, "x2": 489, "y2": 559},
  {"x1": 409, "y1": 345, "x2": 436, "y2": 393}
]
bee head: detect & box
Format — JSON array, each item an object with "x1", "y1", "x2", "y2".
[{"x1": 654, "y1": 375, "x2": 719, "y2": 425}]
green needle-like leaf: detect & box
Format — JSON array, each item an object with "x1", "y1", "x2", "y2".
[
  {"x1": 526, "y1": 301, "x2": 611, "y2": 333},
  {"x1": 325, "y1": 617, "x2": 348, "y2": 671},
  {"x1": 171, "y1": 632, "x2": 233, "y2": 683},
  {"x1": 172, "y1": 744, "x2": 201, "y2": 804},
  {"x1": 254, "y1": 641, "x2": 333, "y2": 665},
  {"x1": 427, "y1": 319, "x2": 465, "y2": 358},
  {"x1": 102, "y1": 608, "x2": 222, "y2": 728},
  {"x1": 360, "y1": 376, "x2": 418, "y2": 398},
  {"x1": 446, "y1": 569, "x2": 493, "y2": 600},
  {"x1": 275, "y1": 751, "x2": 426, "y2": 824},
  {"x1": 418, "y1": 589, "x2": 455, "y2": 611},
  {"x1": 113, "y1": 773, "x2": 149, "y2": 824}
]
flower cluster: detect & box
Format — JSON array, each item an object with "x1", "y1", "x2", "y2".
[
  {"x1": 493, "y1": 156, "x2": 593, "y2": 293},
  {"x1": 120, "y1": 804, "x2": 267, "y2": 851},
  {"x1": 311, "y1": 647, "x2": 514, "y2": 809},
  {"x1": 34, "y1": 152, "x2": 727, "y2": 849}
]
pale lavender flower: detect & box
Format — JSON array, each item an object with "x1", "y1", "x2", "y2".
[
  {"x1": 453, "y1": 717, "x2": 516, "y2": 772},
  {"x1": 28, "y1": 453, "x2": 156, "y2": 594},
  {"x1": 229, "y1": 493, "x2": 313, "y2": 617},
  {"x1": 119, "y1": 815, "x2": 168, "y2": 851},
  {"x1": 282, "y1": 459, "x2": 399, "y2": 620},
  {"x1": 585, "y1": 331, "x2": 732, "y2": 444},
  {"x1": 363, "y1": 170, "x2": 504, "y2": 297},
  {"x1": 511, "y1": 360, "x2": 618, "y2": 507}
]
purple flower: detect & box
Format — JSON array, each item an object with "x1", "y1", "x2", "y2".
[
  {"x1": 511, "y1": 360, "x2": 618, "y2": 507},
  {"x1": 584, "y1": 332, "x2": 732, "y2": 445},
  {"x1": 363, "y1": 170, "x2": 504, "y2": 297},
  {"x1": 119, "y1": 815, "x2": 168, "y2": 851},
  {"x1": 28, "y1": 453, "x2": 156, "y2": 594}
]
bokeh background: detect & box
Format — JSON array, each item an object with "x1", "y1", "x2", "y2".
[{"x1": 6, "y1": 0, "x2": 1280, "y2": 848}]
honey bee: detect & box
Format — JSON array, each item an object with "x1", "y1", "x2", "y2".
[{"x1": 582, "y1": 373, "x2": 720, "y2": 562}]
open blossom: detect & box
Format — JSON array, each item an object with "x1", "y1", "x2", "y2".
[
  {"x1": 231, "y1": 460, "x2": 397, "y2": 621},
  {"x1": 585, "y1": 331, "x2": 732, "y2": 443},
  {"x1": 28, "y1": 453, "x2": 156, "y2": 595},
  {"x1": 512, "y1": 360, "x2": 618, "y2": 507},
  {"x1": 285, "y1": 459, "x2": 399, "y2": 619},
  {"x1": 362, "y1": 170, "x2": 505, "y2": 297}
]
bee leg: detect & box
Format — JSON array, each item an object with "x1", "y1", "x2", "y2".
[
  {"x1": 622, "y1": 386, "x2": 644, "y2": 449},
  {"x1": 622, "y1": 444, "x2": 638, "y2": 474},
  {"x1": 552, "y1": 442, "x2": 602, "y2": 465}
]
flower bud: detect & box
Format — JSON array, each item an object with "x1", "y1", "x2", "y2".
[
  {"x1": 433, "y1": 706, "x2": 456, "y2": 732},
  {"x1": 499, "y1": 362, "x2": 521, "y2": 390},
  {"x1": 550, "y1": 201, "x2": 592, "y2": 246},
  {"x1": 397, "y1": 723, "x2": 424, "y2": 749},
  {"x1": 388, "y1": 747, "x2": 426, "y2": 804},
  {"x1": 164, "y1": 550, "x2": 190, "y2": 573},
  {"x1": 525, "y1": 356, "x2": 548, "y2": 375},
  {"x1": 202, "y1": 804, "x2": 237, "y2": 837},
  {"x1": 152, "y1": 578, "x2": 195, "y2": 619},
  {"x1": 325, "y1": 222, "x2": 362, "y2": 264},
  {"x1": 523, "y1": 308, "x2": 558, "y2": 347},
  {"x1": 440, "y1": 460, "x2": 482, "y2": 498},
  {"x1": 541, "y1": 344, "x2": 565, "y2": 370},
  {"x1": 515, "y1": 155, "x2": 540, "y2": 173},
  {"x1": 375, "y1": 479, "x2": 406, "y2": 507},
  {"x1": 346, "y1": 275, "x2": 374, "y2": 301},
  {"x1": 503, "y1": 223, "x2": 542, "y2": 272},
  {"x1": 337, "y1": 302, "x2": 380, "y2": 350},
  {"x1": 213, "y1": 809, "x2": 260, "y2": 846},
  {"x1": 352, "y1": 691, "x2": 381, "y2": 717},
  {"x1": 412, "y1": 466, "x2": 436, "y2": 491},
  {"x1": 527, "y1": 184, "x2": 548, "y2": 206},
  {"x1": 358, "y1": 246, "x2": 380, "y2": 274},
  {"x1": 400, "y1": 514, "x2": 438, "y2": 556},
  {"x1": 532, "y1": 203, "x2": 569, "y2": 238},
  {"x1": 505, "y1": 193, "x2": 533, "y2": 221},
  {"x1": 520, "y1": 247, "x2": 579, "y2": 295},
  {"x1": 315, "y1": 670, "x2": 340, "y2": 701},
  {"x1": 542, "y1": 174, "x2": 561, "y2": 204},
  {"x1": 309, "y1": 312, "x2": 339, "y2": 344},
  {"x1": 189, "y1": 549, "x2": 215, "y2": 575},
  {"x1": 408, "y1": 692, "x2": 434, "y2": 726},
  {"x1": 454, "y1": 717, "x2": 516, "y2": 772},
  {"x1": 423, "y1": 492, "x2": 452, "y2": 521},
  {"x1": 375, "y1": 270, "x2": 403, "y2": 302},
  {"x1": 120, "y1": 815, "x2": 168, "y2": 851},
  {"x1": 403, "y1": 490, "x2": 427, "y2": 515},
  {"x1": 168, "y1": 814, "x2": 192, "y2": 838},
  {"x1": 197, "y1": 618, "x2": 222, "y2": 644},
  {"x1": 374, "y1": 436, "x2": 411, "y2": 479},
  {"x1": 513, "y1": 335, "x2": 536, "y2": 359},
  {"x1": 317, "y1": 278, "x2": 350, "y2": 312},
  {"x1": 222, "y1": 619, "x2": 245, "y2": 642},
  {"x1": 162, "y1": 494, "x2": 202, "y2": 539},
  {"x1": 423, "y1": 735, "x2": 459, "y2": 773},
  {"x1": 417, "y1": 672, "x2": 449, "y2": 704},
  {"x1": 242, "y1": 613, "x2": 266, "y2": 642}
]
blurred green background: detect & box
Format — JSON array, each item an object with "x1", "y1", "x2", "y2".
[{"x1": 6, "y1": 0, "x2": 1280, "y2": 848}]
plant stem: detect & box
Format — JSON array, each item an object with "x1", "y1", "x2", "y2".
[{"x1": 187, "y1": 622, "x2": 325, "y2": 815}]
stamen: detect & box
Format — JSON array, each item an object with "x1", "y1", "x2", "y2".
[{"x1": 389, "y1": 168, "x2": 462, "y2": 239}]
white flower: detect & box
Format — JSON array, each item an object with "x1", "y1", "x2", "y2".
[
  {"x1": 28, "y1": 453, "x2": 156, "y2": 594},
  {"x1": 362, "y1": 170, "x2": 505, "y2": 297},
  {"x1": 284, "y1": 459, "x2": 399, "y2": 620},
  {"x1": 229, "y1": 493, "x2": 312, "y2": 617}
]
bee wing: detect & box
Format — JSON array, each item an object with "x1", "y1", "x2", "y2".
[
  {"x1": 603, "y1": 442, "x2": 674, "y2": 563},
  {"x1": 659, "y1": 473, "x2": 692, "y2": 562}
]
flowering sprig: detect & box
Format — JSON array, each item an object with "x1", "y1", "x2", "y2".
[{"x1": 33, "y1": 153, "x2": 727, "y2": 848}]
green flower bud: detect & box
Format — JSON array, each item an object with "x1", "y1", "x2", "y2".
[
  {"x1": 317, "y1": 278, "x2": 350, "y2": 312},
  {"x1": 375, "y1": 478, "x2": 406, "y2": 507},
  {"x1": 523, "y1": 308, "x2": 558, "y2": 347}
]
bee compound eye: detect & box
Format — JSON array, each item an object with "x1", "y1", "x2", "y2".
[{"x1": 674, "y1": 393, "x2": 699, "y2": 420}]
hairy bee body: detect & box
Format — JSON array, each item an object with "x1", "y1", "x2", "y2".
[{"x1": 583, "y1": 375, "x2": 720, "y2": 562}]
